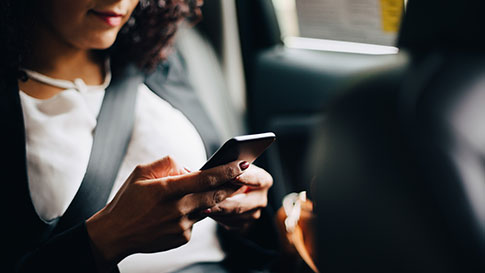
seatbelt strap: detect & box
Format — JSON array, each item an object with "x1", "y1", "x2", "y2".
[{"x1": 54, "y1": 64, "x2": 143, "y2": 233}]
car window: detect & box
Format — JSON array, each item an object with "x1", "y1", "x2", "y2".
[{"x1": 272, "y1": 0, "x2": 406, "y2": 54}]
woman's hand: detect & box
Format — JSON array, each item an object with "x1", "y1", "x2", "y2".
[
  {"x1": 204, "y1": 164, "x2": 273, "y2": 232},
  {"x1": 85, "y1": 156, "x2": 246, "y2": 272}
]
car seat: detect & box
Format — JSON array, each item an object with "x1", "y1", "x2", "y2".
[{"x1": 309, "y1": 0, "x2": 485, "y2": 272}]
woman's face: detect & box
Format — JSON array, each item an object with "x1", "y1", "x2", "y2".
[{"x1": 39, "y1": 0, "x2": 140, "y2": 50}]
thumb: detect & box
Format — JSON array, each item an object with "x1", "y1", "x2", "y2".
[{"x1": 141, "y1": 156, "x2": 186, "y2": 179}]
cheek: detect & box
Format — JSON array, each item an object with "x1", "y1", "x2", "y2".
[
  {"x1": 44, "y1": 1, "x2": 101, "y2": 48},
  {"x1": 43, "y1": 0, "x2": 139, "y2": 50},
  {"x1": 128, "y1": 0, "x2": 140, "y2": 13}
]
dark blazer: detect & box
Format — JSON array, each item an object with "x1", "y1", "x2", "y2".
[{"x1": 1, "y1": 52, "x2": 278, "y2": 272}]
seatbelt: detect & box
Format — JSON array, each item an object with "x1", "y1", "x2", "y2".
[{"x1": 54, "y1": 64, "x2": 143, "y2": 234}]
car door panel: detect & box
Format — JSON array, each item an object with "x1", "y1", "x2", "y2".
[{"x1": 237, "y1": 0, "x2": 404, "y2": 203}]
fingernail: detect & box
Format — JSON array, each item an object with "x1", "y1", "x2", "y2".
[
  {"x1": 203, "y1": 208, "x2": 212, "y2": 214},
  {"x1": 243, "y1": 186, "x2": 252, "y2": 193},
  {"x1": 239, "y1": 161, "x2": 250, "y2": 171}
]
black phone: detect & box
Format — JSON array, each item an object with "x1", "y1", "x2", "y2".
[{"x1": 200, "y1": 132, "x2": 276, "y2": 170}]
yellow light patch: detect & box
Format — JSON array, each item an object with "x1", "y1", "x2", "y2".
[{"x1": 380, "y1": 0, "x2": 404, "y2": 33}]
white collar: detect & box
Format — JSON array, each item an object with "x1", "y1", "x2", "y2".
[{"x1": 22, "y1": 59, "x2": 111, "y2": 93}]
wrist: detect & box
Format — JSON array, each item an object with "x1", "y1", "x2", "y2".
[{"x1": 86, "y1": 210, "x2": 127, "y2": 272}]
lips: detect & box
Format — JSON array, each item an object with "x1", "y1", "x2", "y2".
[{"x1": 90, "y1": 10, "x2": 124, "y2": 27}]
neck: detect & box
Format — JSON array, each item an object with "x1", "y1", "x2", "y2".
[
  {"x1": 19, "y1": 24, "x2": 105, "y2": 99},
  {"x1": 22, "y1": 24, "x2": 105, "y2": 85}
]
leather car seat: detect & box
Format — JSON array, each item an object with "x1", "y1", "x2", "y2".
[
  {"x1": 175, "y1": 0, "x2": 246, "y2": 141},
  {"x1": 309, "y1": 0, "x2": 485, "y2": 272}
]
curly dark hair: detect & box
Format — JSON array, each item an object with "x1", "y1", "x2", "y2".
[{"x1": 0, "y1": 0, "x2": 202, "y2": 79}]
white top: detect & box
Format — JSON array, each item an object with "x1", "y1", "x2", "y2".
[{"x1": 19, "y1": 70, "x2": 225, "y2": 273}]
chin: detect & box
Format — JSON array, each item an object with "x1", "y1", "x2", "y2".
[
  {"x1": 82, "y1": 31, "x2": 120, "y2": 50},
  {"x1": 91, "y1": 41, "x2": 117, "y2": 50}
]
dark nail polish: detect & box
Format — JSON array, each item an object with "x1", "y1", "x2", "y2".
[
  {"x1": 239, "y1": 161, "x2": 250, "y2": 171},
  {"x1": 203, "y1": 208, "x2": 212, "y2": 214}
]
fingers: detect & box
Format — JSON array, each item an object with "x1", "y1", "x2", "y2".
[
  {"x1": 148, "y1": 217, "x2": 196, "y2": 252},
  {"x1": 232, "y1": 165, "x2": 273, "y2": 188},
  {"x1": 210, "y1": 209, "x2": 262, "y2": 230},
  {"x1": 207, "y1": 190, "x2": 268, "y2": 216},
  {"x1": 207, "y1": 191, "x2": 266, "y2": 231},
  {"x1": 163, "y1": 160, "x2": 246, "y2": 196},
  {"x1": 135, "y1": 156, "x2": 187, "y2": 179},
  {"x1": 176, "y1": 184, "x2": 239, "y2": 215},
  {"x1": 172, "y1": 166, "x2": 271, "y2": 217}
]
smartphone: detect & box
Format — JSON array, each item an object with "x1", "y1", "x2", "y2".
[{"x1": 200, "y1": 132, "x2": 276, "y2": 170}]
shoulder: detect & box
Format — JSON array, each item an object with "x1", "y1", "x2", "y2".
[{"x1": 138, "y1": 51, "x2": 223, "y2": 156}]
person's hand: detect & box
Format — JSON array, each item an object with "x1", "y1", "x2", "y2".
[
  {"x1": 203, "y1": 163, "x2": 273, "y2": 232},
  {"x1": 85, "y1": 156, "x2": 246, "y2": 272}
]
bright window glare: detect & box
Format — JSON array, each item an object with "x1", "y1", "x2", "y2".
[
  {"x1": 284, "y1": 36, "x2": 399, "y2": 55},
  {"x1": 273, "y1": 0, "x2": 406, "y2": 53}
]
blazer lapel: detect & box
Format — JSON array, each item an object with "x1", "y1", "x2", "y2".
[{"x1": 1, "y1": 76, "x2": 52, "y2": 259}]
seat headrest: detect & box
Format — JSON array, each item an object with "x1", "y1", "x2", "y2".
[{"x1": 398, "y1": 0, "x2": 485, "y2": 52}]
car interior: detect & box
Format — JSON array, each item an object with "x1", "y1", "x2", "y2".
[
  {"x1": 175, "y1": 0, "x2": 485, "y2": 272},
  {"x1": 310, "y1": 0, "x2": 485, "y2": 272}
]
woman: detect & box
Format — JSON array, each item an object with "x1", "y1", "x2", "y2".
[{"x1": 1, "y1": 0, "x2": 276, "y2": 272}]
